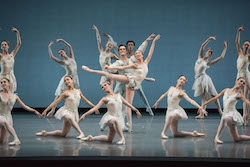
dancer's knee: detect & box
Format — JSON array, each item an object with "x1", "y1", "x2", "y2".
[{"x1": 0, "y1": 119, "x2": 8, "y2": 128}]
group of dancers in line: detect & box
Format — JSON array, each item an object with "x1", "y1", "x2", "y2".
[{"x1": 0, "y1": 25, "x2": 250, "y2": 146}]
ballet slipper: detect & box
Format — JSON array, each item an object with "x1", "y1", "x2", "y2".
[
  {"x1": 9, "y1": 139, "x2": 21, "y2": 146},
  {"x1": 82, "y1": 65, "x2": 92, "y2": 72},
  {"x1": 81, "y1": 135, "x2": 93, "y2": 141},
  {"x1": 76, "y1": 134, "x2": 85, "y2": 139},
  {"x1": 214, "y1": 137, "x2": 223, "y2": 144},
  {"x1": 126, "y1": 122, "x2": 133, "y2": 133},
  {"x1": 117, "y1": 138, "x2": 125, "y2": 145},
  {"x1": 36, "y1": 130, "x2": 47, "y2": 136},
  {"x1": 195, "y1": 114, "x2": 204, "y2": 119},
  {"x1": 161, "y1": 133, "x2": 168, "y2": 139},
  {"x1": 192, "y1": 131, "x2": 205, "y2": 137}
]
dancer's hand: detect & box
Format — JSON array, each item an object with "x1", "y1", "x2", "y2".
[
  {"x1": 48, "y1": 41, "x2": 54, "y2": 48},
  {"x1": 209, "y1": 36, "x2": 216, "y2": 41},
  {"x1": 11, "y1": 27, "x2": 19, "y2": 33},
  {"x1": 41, "y1": 111, "x2": 47, "y2": 118},
  {"x1": 146, "y1": 33, "x2": 156, "y2": 42},
  {"x1": 135, "y1": 109, "x2": 142, "y2": 119},
  {"x1": 238, "y1": 26, "x2": 244, "y2": 32},
  {"x1": 102, "y1": 32, "x2": 109, "y2": 38},
  {"x1": 95, "y1": 109, "x2": 100, "y2": 115},
  {"x1": 79, "y1": 114, "x2": 86, "y2": 122},
  {"x1": 152, "y1": 102, "x2": 159, "y2": 109},
  {"x1": 223, "y1": 41, "x2": 227, "y2": 48},
  {"x1": 56, "y1": 39, "x2": 64, "y2": 43},
  {"x1": 153, "y1": 34, "x2": 161, "y2": 41},
  {"x1": 92, "y1": 25, "x2": 98, "y2": 31},
  {"x1": 34, "y1": 110, "x2": 42, "y2": 118}
]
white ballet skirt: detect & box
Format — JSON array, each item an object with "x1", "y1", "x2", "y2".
[
  {"x1": 99, "y1": 52, "x2": 112, "y2": 85},
  {"x1": 55, "y1": 90, "x2": 81, "y2": 122},
  {"x1": 236, "y1": 55, "x2": 250, "y2": 91},
  {"x1": 55, "y1": 59, "x2": 80, "y2": 97},
  {"x1": 0, "y1": 54, "x2": 16, "y2": 93},
  {"x1": 125, "y1": 64, "x2": 148, "y2": 90},
  {"x1": 192, "y1": 58, "x2": 218, "y2": 100},
  {"x1": 0, "y1": 94, "x2": 17, "y2": 127},
  {"x1": 222, "y1": 89, "x2": 244, "y2": 125},
  {"x1": 99, "y1": 94, "x2": 125, "y2": 130},
  {"x1": 165, "y1": 87, "x2": 188, "y2": 121}
]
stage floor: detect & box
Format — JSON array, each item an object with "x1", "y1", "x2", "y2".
[{"x1": 1, "y1": 111, "x2": 250, "y2": 161}]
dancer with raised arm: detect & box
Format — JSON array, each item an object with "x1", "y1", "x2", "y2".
[
  {"x1": 79, "y1": 81, "x2": 141, "y2": 144},
  {"x1": 37, "y1": 76, "x2": 98, "y2": 139},
  {"x1": 0, "y1": 27, "x2": 21, "y2": 93},
  {"x1": 0, "y1": 78, "x2": 41, "y2": 145},
  {"x1": 46, "y1": 39, "x2": 80, "y2": 117},
  {"x1": 202, "y1": 77, "x2": 250, "y2": 144},
  {"x1": 153, "y1": 76, "x2": 206, "y2": 139},
  {"x1": 82, "y1": 34, "x2": 160, "y2": 132},
  {"x1": 92, "y1": 25, "x2": 119, "y2": 85},
  {"x1": 235, "y1": 26, "x2": 250, "y2": 126},
  {"x1": 192, "y1": 37, "x2": 227, "y2": 119}
]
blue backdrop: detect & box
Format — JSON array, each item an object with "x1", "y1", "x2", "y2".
[{"x1": 1, "y1": 0, "x2": 250, "y2": 109}]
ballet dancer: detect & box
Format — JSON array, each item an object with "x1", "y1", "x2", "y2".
[
  {"x1": 46, "y1": 39, "x2": 80, "y2": 117},
  {"x1": 37, "y1": 76, "x2": 98, "y2": 139},
  {"x1": 79, "y1": 81, "x2": 141, "y2": 144},
  {"x1": 82, "y1": 34, "x2": 160, "y2": 132},
  {"x1": 153, "y1": 76, "x2": 207, "y2": 139},
  {"x1": 202, "y1": 77, "x2": 250, "y2": 144},
  {"x1": 0, "y1": 77, "x2": 41, "y2": 145},
  {"x1": 0, "y1": 27, "x2": 21, "y2": 93},
  {"x1": 92, "y1": 25, "x2": 119, "y2": 85},
  {"x1": 235, "y1": 26, "x2": 250, "y2": 126},
  {"x1": 192, "y1": 37, "x2": 227, "y2": 119}
]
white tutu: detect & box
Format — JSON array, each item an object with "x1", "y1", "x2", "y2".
[
  {"x1": 55, "y1": 106, "x2": 79, "y2": 122},
  {"x1": 165, "y1": 106, "x2": 188, "y2": 121},
  {"x1": 222, "y1": 110, "x2": 244, "y2": 126},
  {"x1": 192, "y1": 74, "x2": 218, "y2": 100},
  {"x1": 0, "y1": 114, "x2": 13, "y2": 127},
  {"x1": 99, "y1": 112, "x2": 125, "y2": 130}
]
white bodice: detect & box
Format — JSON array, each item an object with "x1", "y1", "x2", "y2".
[
  {"x1": 194, "y1": 58, "x2": 209, "y2": 78},
  {"x1": 1, "y1": 54, "x2": 14, "y2": 75},
  {"x1": 63, "y1": 90, "x2": 81, "y2": 112},
  {"x1": 134, "y1": 64, "x2": 148, "y2": 84},
  {"x1": 237, "y1": 55, "x2": 249, "y2": 74},
  {"x1": 0, "y1": 94, "x2": 16, "y2": 116},
  {"x1": 167, "y1": 87, "x2": 183, "y2": 109},
  {"x1": 223, "y1": 89, "x2": 239, "y2": 112},
  {"x1": 105, "y1": 94, "x2": 123, "y2": 117},
  {"x1": 62, "y1": 58, "x2": 78, "y2": 76},
  {"x1": 99, "y1": 52, "x2": 112, "y2": 70}
]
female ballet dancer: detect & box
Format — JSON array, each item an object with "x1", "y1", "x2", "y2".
[
  {"x1": 79, "y1": 81, "x2": 141, "y2": 144},
  {"x1": 202, "y1": 77, "x2": 250, "y2": 144},
  {"x1": 82, "y1": 34, "x2": 160, "y2": 132},
  {"x1": 37, "y1": 76, "x2": 98, "y2": 139},
  {"x1": 46, "y1": 39, "x2": 80, "y2": 117},
  {"x1": 235, "y1": 26, "x2": 250, "y2": 126},
  {"x1": 192, "y1": 37, "x2": 227, "y2": 119},
  {"x1": 152, "y1": 76, "x2": 207, "y2": 139},
  {"x1": 0, "y1": 77, "x2": 41, "y2": 145},
  {"x1": 92, "y1": 25, "x2": 119, "y2": 85},
  {"x1": 0, "y1": 27, "x2": 21, "y2": 93}
]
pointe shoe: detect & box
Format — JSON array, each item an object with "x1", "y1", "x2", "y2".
[
  {"x1": 82, "y1": 65, "x2": 91, "y2": 72},
  {"x1": 117, "y1": 139, "x2": 125, "y2": 145},
  {"x1": 9, "y1": 139, "x2": 21, "y2": 146},
  {"x1": 195, "y1": 115, "x2": 204, "y2": 119},
  {"x1": 81, "y1": 135, "x2": 93, "y2": 141},
  {"x1": 161, "y1": 133, "x2": 168, "y2": 139},
  {"x1": 193, "y1": 131, "x2": 205, "y2": 137},
  {"x1": 76, "y1": 134, "x2": 85, "y2": 139},
  {"x1": 214, "y1": 138, "x2": 223, "y2": 144},
  {"x1": 126, "y1": 122, "x2": 133, "y2": 133},
  {"x1": 36, "y1": 130, "x2": 47, "y2": 136}
]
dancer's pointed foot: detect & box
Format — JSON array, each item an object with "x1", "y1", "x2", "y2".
[
  {"x1": 193, "y1": 131, "x2": 205, "y2": 137},
  {"x1": 81, "y1": 135, "x2": 93, "y2": 141},
  {"x1": 214, "y1": 137, "x2": 223, "y2": 144},
  {"x1": 82, "y1": 65, "x2": 92, "y2": 72},
  {"x1": 117, "y1": 138, "x2": 125, "y2": 145},
  {"x1": 126, "y1": 122, "x2": 133, "y2": 133},
  {"x1": 195, "y1": 114, "x2": 204, "y2": 119},
  {"x1": 9, "y1": 139, "x2": 21, "y2": 146},
  {"x1": 36, "y1": 130, "x2": 47, "y2": 136},
  {"x1": 161, "y1": 133, "x2": 168, "y2": 139},
  {"x1": 76, "y1": 133, "x2": 85, "y2": 139}
]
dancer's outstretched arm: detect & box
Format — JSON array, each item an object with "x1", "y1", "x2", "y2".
[
  {"x1": 79, "y1": 98, "x2": 106, "y2": 122},
  {"x1": 56, "y1": 39, "x2": 74, "y2": 59},
  {"x1": 198, "y1": 36, "x2": 216, "y2": 59},
  {"x1": 152, "y1": 87, "x2": 171, "y2": 109},
  {"x1": 15, "y1": 95, "x2": 42, "y2": 118},
  {"x1": 144, "y1": 34, "x2": 160, "y2": 65},
  {"x1": 111, "y1": 54, "x2": 120, "y2": 60},
  {"x1": 138, "y1": 33, "x2": 156, "y2": 54},
  {"x1": 237, "y1": 93, "x2": 250, "y2": 106},
  {"x1": 92, "y1": 25, "x2": 103, "y2": 53},
  {"x1": 203, "y1": 89, "x2": 227, "y2": 107},
  {"x1": 79, "y1": 91, "x2": 100, "y2": 114},
  {"x1": 207, "y1": 41, "x2": 227, "y2": 66},
  {"x1": 236, "y1": 26, "x2": 243, "y2": 54},
  {"x1": 48, "y1": 41, "x2": 65, "y2": 65},
  {"x1": 120, "y1": 95, "x2": 142, "y2": 119},
  {"x1": 11, "y1": 27, "x2": 21, "y2": 57},
  {"x1": 41, "y1": 92, "x2": 68, "y2": 117}
]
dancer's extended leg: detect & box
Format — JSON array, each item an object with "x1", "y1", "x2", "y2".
[
  {"x1": 196, "y1": 93, "x2": 206, "y2": 119},
  {"x1": 126, "y1": 88, "x2": 135, "y2": 133},
  {"x1": 0, "y1": 119, "x2": 20, "y2": 145},
  {"x1": 136, "y1": 86, "x2": 154, "y2": 116}
]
